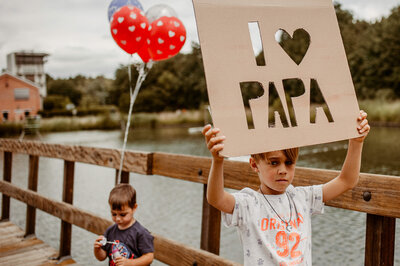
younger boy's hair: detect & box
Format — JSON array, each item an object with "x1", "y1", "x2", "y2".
[
  {"x1": 251, "y1": 147, "x2": 299, "y2": 163},
  {"x1": 108, "y1": 183, "x2": 136, "y2": 210}
]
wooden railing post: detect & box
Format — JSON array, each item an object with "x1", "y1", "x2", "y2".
[
  {"x1": 25, "y1": 155, "x2": 39, "y2": 236},
  {"x1": 1, "y1": 151, "x2": 12, "y2": 221},
  {"x1": 200, "y1": 182, "x2": 221, "y2": 255},
  {"x1": 115, "y1": 170, "x2": 130, "y2": 185},
  {"x1": 59, "y1": 160, "x2": 75, "y2": 258},
  {"x1": 365, "y1": 214, "x2": 396, "y2": 266}
]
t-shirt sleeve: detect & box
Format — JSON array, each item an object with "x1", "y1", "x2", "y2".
[
  {"x1": 137, "y1": 229, "x2": 154, "y2": 255},
  {"x1": 222, "y1": 188, "x2": 256, "y2": 227},
  {"x1": 294, "y1": 185, "x2": 324, "y2": 215}
]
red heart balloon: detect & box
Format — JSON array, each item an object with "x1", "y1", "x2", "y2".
[
  {"x1": 110, "y1": 5, "x2": 149, "y2": 54},
  {"x1": 147, "y1": 16, "x2": 186, "y2": 61},
  {"x1": 137, "y1": 40, "x2": 152, "y2": 63}
]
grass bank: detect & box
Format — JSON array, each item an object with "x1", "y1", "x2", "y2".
[
  {"x1": 0, "y1": 100, "x2": 399, "y2": 137},
  {"x1": 0, "y1": 110, "x2": 206, "y2": 137},
  {"x1": 359, "y1": 99, "x2": 400, "y2": 125}
]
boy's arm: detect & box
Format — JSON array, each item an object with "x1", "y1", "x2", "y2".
[
  {"x1": 323, "y1": 111, "x2": 370, "y2": 202},
  {"x1": 93, "y1": 235, "x2": 107, "y2": 261},
  {"x1": 202, "y1": 125, "x2": 235, "y2": 214}
]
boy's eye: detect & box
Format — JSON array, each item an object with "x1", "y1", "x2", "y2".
[
  {"x1": 270, "y1": 161, "x2": 279, "y2": 165},
  {"x1": 285, "y1": 160, "x2": 293, "y2": 165},
  {"x1": 112, "y1": 213, "x2": 117, "y2": 217},
  {"x1": 120, "y1": 213, "x2": 126, "y2": 217}
]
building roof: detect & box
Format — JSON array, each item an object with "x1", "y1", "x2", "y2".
[
  {"x1": 0, "y1": 72, "x2": 41, "y2": 90},
  {"x1": 11, "y1": 51, "x2": 50, "y2": 57}
]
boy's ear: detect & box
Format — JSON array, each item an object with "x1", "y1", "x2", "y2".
[{"x1": 249, "y1": 157, "x2": 259, "y2": 172}]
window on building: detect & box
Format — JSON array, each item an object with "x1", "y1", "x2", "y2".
[
  {"x1": 2, "y1": 112, "x2": 9, "y2": 121},
  {"x1": 25, "y1": 74, "x2": 35, "y2": 82},
  {"x1": 14, "y1": 88, "x2": 30, "y2": 100},
  {"x1": 24, "y1": 110, "x2": 30, "y2": 117}
]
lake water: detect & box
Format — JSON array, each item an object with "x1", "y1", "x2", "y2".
[{"x1": 1, "y1": 126, "x2": 399, "y2": 265}]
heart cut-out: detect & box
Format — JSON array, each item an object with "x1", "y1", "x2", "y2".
[{"x1": 277, "y1": 28, "x2": 310, "y2": 65}]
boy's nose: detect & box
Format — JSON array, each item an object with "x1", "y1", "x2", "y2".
[{"x1": 278, "y1": 165, "x2": 287, "y2": 174}]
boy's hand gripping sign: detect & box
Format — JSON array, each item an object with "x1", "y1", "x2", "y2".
[{"x1": 193, "y1": 0, "x2": 361, "y2": 157}]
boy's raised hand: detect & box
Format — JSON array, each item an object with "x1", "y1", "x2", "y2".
[
  {"x1": 202, "y1": 124, "x2": 226, "y2": 160},
  {"x1": 352, "y1": 110, "x2": 370, "y2": 143}
]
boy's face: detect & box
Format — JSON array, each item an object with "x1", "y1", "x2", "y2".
[
  {"x1": 250, "y1": 150, "x2": 296, "y2": 195},
  {"x1": 110, "y1": 204, "x2": 137, "y2": 230}
]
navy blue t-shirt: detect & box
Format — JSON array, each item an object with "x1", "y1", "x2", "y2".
[{"x1": 102, "y1": 221, "x2": 154, "y2": 265}]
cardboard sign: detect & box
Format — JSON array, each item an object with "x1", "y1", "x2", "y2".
[{"x1": 193, "y1": 0, "x2": 361, "y2": 157}]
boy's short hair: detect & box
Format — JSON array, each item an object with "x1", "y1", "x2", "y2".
[
  {"x1": 108, "y1": 183, "x2": 136, "y2": 210},
  {"x1": 251, "y1": 147, "x2": 299, "y2": 163}
]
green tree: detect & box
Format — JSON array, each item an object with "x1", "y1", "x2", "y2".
[
  {"x1": 47, "y1": 79, "x2": 82, "y2": 106},
  {"x1": 336, "y1": 3, "x2": 400, "y2": 99},
  {"x1": 108, "y1": 43, "x2": 207, "y2": 113}
]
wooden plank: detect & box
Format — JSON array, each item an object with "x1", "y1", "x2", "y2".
[
  {"x1": 293, "y1": 168, "x2": 400, "y2": 218},
  {"x1": 0, "y1": 238, "x2": 43, "y2": 255},
  {"x1": 41, "y1": 258, "x2": 78, "y2": 265},
  {"x1": 0, "y1": 222, "x2": 77, "y2": 265},
  {"x1": 152, "y1": 152, "x2": 400, "y2": 218},
  {"x1": 115, "y1": 170, "x2": 130, "y2": 185},
  {"x1": 364, "y1": 214, "x2": 396, "y2": 266},
  {"x1": 1, "y1": 152, "x2": 12, "y2": 221},
  {"x1": 59, "y1": 161, "x2": 75, "y2": 258},
  {"x1": 26, "y1": 155, "x2": 39, "y2": 236},
  {"x1": 200, "y1": 184, "x2": 221, "y2": 255},
  {"x1": 0, "y1": 139, "x2": 151, "y2": 174},
  {"x1": 0, "y1": 245, "x2": 57, "y2": 266},
  {"x1": 153, "y1": 233, "x2": 240, "y2": 266},
  {"x1": 0, "y1": 241, "x2": 49, "y2": 258},
  {"x1": 0, "y1": 180, "x2": 112, "y2": 235},
  {"x1": 152, "y1": 153, "x2": 210, "y2": 184}
]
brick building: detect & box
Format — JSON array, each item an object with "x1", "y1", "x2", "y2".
[
  {"x1": 7, "y1": 51, "x2": 49, "y2": 99},
  {"x1": 0, "y1": 72, "x2": 41, "y2": 122}
]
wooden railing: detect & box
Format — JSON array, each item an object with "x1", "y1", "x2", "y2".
[{"x1": 0, "y1": 139, "x2": 399, "y2": 265}]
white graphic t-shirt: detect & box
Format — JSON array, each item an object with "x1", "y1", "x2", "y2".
[{"x1": 223, "y1": 185, "x2": 324, "y2": 266}]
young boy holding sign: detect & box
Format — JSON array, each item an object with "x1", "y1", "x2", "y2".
[{"x1": 202, "y1": 110, "x2": 370, "y2": 265}]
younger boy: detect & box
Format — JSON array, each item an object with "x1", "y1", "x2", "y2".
[
  {"x1": 94, "y1": 184, "x2": 154, "y2": 266},
  {"x1": 202, "y1": 110, "x2": 370, "y2": 265}
]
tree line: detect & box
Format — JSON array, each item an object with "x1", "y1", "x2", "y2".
[{"x1": 45, "y1": 3, "x2": 400, "y2": 114}]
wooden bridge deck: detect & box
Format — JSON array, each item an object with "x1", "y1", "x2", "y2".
[{"x1": 0, "y1": 221, "x2": 77, "y2": 266}]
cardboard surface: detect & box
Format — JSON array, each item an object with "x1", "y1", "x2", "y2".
[{"x1": 193, "y1": 0, "x2": 361, "y2": 157}]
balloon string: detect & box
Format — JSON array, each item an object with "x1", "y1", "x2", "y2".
[{"x1": 117, "y1": 56, "x2": 152, "y2": 184}]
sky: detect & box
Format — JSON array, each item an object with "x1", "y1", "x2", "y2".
[{"x1": 0, "y1": 0, "x2": 398, "y2": 79}]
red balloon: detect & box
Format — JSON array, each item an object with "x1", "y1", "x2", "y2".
[
  {"x1": 110, "y1": 5, "x2": 149, "y2": 54},
  {"x1": 137, "y1": 38, "x2": 152, "y2": 63},
  {"x1": 137, "y1": 46, "x2": 151, "y2": 63},
  {"x1": 147, "y1": 16, "x2": 186, "y2": 61}
]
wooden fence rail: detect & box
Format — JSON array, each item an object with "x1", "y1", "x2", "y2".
[{"x1": 0, "y1": 139, "x2": 399, "y2": 265}]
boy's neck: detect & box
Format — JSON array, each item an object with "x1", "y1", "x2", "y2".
[
  {"x1": 118, "y1": 217, "x2": 136, "y2": 230},
  {"x1": 258, "y1": 185, "x2": 287, "y2": 195}
]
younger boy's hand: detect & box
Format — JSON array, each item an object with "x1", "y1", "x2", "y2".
[
  {"x1": 114, "y1": 256, "x2": 128, "y2": 266},
  {"x1": 94, "y1": 235, "x2": 104, "y2": 249},
  {"x1": 202, "y1": 124, "x2": 225, "y2": 160},
  {"x1": 352, "y1": 110, "x2": 370, "y2": 143}
]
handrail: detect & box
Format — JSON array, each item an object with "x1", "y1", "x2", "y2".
[
  {"x1": 1, "y1": 139, "x2": 399, "y2": 217},
  {"x1": 0, "y1": 139, "x2": 398, "y2": 265}
]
